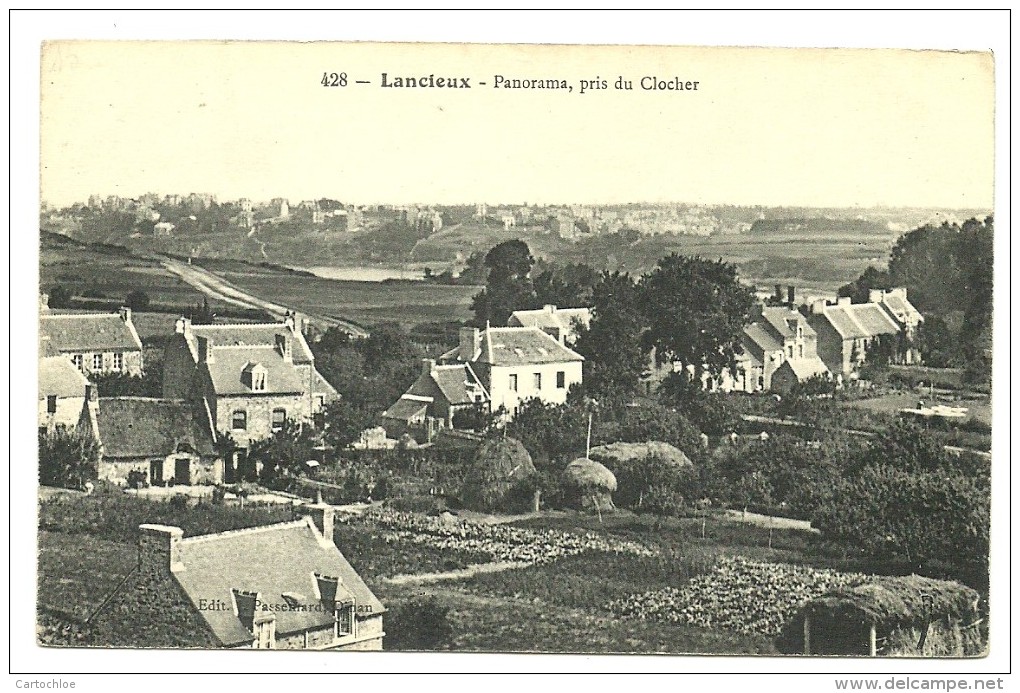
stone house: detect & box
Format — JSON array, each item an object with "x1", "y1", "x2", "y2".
[
  {"x1": 86, "y1": 504, "x2": 385, "y2": 650},
  {"x1": 39, "y1": 306, "x2": 144, "y2": 376},
  {"x1": 162, "y1": 317, "x2": 337, "y2": 474},
  {"x1": 38, "y1": 355, "x2": 92, "y2": 433},
  {"x1": 381, "y1": 359, "x2": 489, "y2": 442},
  {"x1": 383, "y1": 325, "x2": 584, "y2": 439},
  {"x1": 87, "y1": 397, "x2": 222, "y2": 486},
  {"x1": 441, "y1": 325, "x2": 584, "y2": 417},
  {"x1": 806, "y1": 297, "x2": 901, "y2": 379},
  {"x1": 508, "y1": 305, "x2": 592, "y2": 346},
  {"x1": 741, "y1": 307, "x2": 829, "y2": 393},
  {"x1": 868, "y1": 287, "x2": 924, "y2": 364}
]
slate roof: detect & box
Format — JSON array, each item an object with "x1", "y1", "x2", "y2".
[
  {"x1": 39, "y1": 356, "x2": 90, "y2": 398},
  {"x1": 40, "y1": 313, "x2": 143, "y2": 353},
  {"x1": 881, "y1": 293, "x2": 924, "y2": 324},
  {"x1": 847, "y1": 304, "x2": 900, "y2": 336},
  {"x1": 187, "y1": 323, "x2": 314, "y2": 364},
  {"x1": 381, "y1": 398, "x2": 429, "y2": 421},
  {"x1": 743, "y1": 321, "x2": 782, "y2": 357},
  {"x1": 173, "y1": 518, "x2": 384, "y2": 646},
  {"x1": 777, "y1": 356, "x2": 830, "y2": 380},
  {"x1": 760, "y1": 307, "x2": 817, "y2": 340},
  {"x1": 204, "y1": 346, "x2": 305, "y2": 395},
  {"x1": 820, "y1": 306, "x2": 871, "y2": 340},
  {"x1": 430, "y1": 364, "x2": 488, "y2": 405},
  {"x1": 508, "y1": 306, "x2": 592, "y2": 335},
  {"x1": 95, "y1": 397, "x2": 216, "y2": 459},
  {"x1": 310, "y1": 369, "x2": 338, "y2": 396},
  {"x1": 477, "y1": 327, "x2": 584, "y2": 366}
]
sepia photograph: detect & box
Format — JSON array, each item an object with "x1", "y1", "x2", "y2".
[{"x1": 12, "y1": 9, "x2": 1009, "y2": 686}]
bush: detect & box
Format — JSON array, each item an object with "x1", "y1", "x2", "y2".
[
  {"x1": 39, "y1": 428, "x2": 99, "y2": 489},
  {"x1": 386, "y1": 597, "x2": 455, "y2": 651},
  {"x1": 125, "y1": 289, "x2": 150, "y2": 312}
]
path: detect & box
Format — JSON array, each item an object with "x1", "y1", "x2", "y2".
[
  {"x1": 161, "y1": 257, "x2": 369, "y2": 337},
  {"x1": 381, "y1": 560, "x2": 532, "y2": 586}
]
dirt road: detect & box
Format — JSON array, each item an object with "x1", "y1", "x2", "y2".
[{"x1": 161, "y1": 258, "x2": 369, "y2": 337}]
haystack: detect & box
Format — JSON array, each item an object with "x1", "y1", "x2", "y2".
[
  {"x1": 564, "y1": 457, "x2": 617, "y2": 512},
  {"x1": 589, "y1": 441, "x2": 693, "y2": 469},
  {"x1": 777, "y1": 575, "x2": 983, "y2": 656},
  {"x1": 459, "y1": 437, "x2": 536, "y2": 512}
]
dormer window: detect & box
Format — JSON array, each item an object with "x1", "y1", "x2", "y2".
[{"x1": 243, "y1": 363, "x2": 268, "y2": 392}]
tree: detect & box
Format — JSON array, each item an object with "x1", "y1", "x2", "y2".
[
  {"x1": 837, "y1": 266, "x2": 892, "y2": 304},
  {"x1": 573, "y1": 271, "x2": 646, "y2": 398},
  {"x1": 48, "y1": 285, "x2": 73, "y2": 309},
  {"x1": 470, "y1": 240, "x2": 538, "y2": 326},
  {"x1": 125, "y1": 289, "x2": 150, "y2": 312},
  {"x1": 638, "y1": 254, "x2": 757, "y2": 380},
  {"x1": 247, "y1": 420, "x2": 317, "y2": 487},
  {"x1": 39, "y1": 428, "x2": 100, "y2": 489},
  {"x1": 657, "y1": 372, "x2": 742, "y2": 436},
  {"x1": 321, "y1": 399, "x2": 377, "y2": 450}
]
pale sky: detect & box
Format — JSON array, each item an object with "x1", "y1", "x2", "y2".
[{"x1": 40, "y1": 41, "x2": 994, "y2": 209}]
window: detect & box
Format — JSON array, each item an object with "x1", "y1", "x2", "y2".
[
  {"x1": 232, "y1": 410, "x2": 247, "y2": 430},
  {"x1": 71, "y1": 354, "x2": 83, "y2": 370},
  {"x1": 112, "y1": 352, "x2": 123, "y2": 371},
  {"x1": 46, "y1": 395, "x2": 57, "y2": 414},
  {"x1": 335, "y1": 603, "x2": 355, "y2": 638},
  {"x1": 787, "y1": 345, "x2": 794, "y2": 359},
  {"x1": 252, "y1": 371, "x2": 266, "y2": 392},
  {"x1": 271, "y1": 408, "x2": 286, "y2": 432},
  {"x1": 799, "y1": 344, "x2": 804, "y2": 358},
  {"x1": 533, "y1": 373, "x2": 542, "y2": 390},
  {"x1": 509, "y1": 374, "x2": 518, "y2": 391},
  {"x1": 92, "y1": 354, "x2": 103, "y2": 371},
  {"x1": 556, "y1": 371, "x2": 566, "y2": 389}
]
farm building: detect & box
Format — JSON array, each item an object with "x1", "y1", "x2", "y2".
[{"x1": 778, "y1": 575, "x2": 983, "y2": 657}]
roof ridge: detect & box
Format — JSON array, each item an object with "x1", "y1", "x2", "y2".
[
  {"x1": 40, "y1": 313, "x2": 125, "y2": 320},
  {"x1": 192, "y1": 323, "x2": 289, "y2": 329},
  {"x1": 181, "y1": 518, "x2": 310, "y2": 545}
]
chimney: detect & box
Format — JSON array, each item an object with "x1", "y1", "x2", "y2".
[
  {"x1": 284, "y1": 312, "x2": 296, "y2": 332},
  {"x1": 811, "y1": 299, "x2": 827, "y2": 315},
  {"x1": 837, "y1": 296, "x2": 852, "y2": 307},
  {"x1": 890, "y1": 287, "x2": 907, "y2": 299},
  {"x1": 138, "y1": 523, "x2": 184, "y2": 574},
  {"x1": 787, "y1": 286, "x2": 796, "y2": 307},
  {"x1": 85, "y1": 383, "x2": 99, "y2": 403},
  {"x1": 306, "y1": 503, "x2": 335, "y2": 544},
  {"x1": 774, "y1": 284, "x2": 783, "y2": 302},
  {"x1": 315, "y1": 573, "x2": 340, "y2": 604},
  {"x1": 39, "y1": 293, "x2": 50, "y2": 313},
  {"x1": 118, "y1": 306, "x2": 132, "y2": 324},
  {"x1": 197, "y1": 335, "x2": 215, "y2": 364},
  {"x1": 421, "y1": 358, "x2": 436, "y2": 377},
  {"x1": 459, "y1": 327, "x2": 480, "y2": 361},
  {"x1": 175, "y1": 316, "x2": 192, "y2": 335},
  {"x1": 868, "y1": 289, "x2": 885, "y2": 304},
  {"x1": 232, "y1": 589, "x2": 260, "y2": 632},
  {"x1": 276, "y1": 333, "x2": 292, "y2": 363},
  {"x1": 544, "y1": 304, "x2": 557, "y2": 314}
]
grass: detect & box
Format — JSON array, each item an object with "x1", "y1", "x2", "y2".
[
  {"x1": 218, "y1": 270, "x2": 480, "y2": 326},
  {"x1": 37, "y1": 531, "x2": 136, "y2": 620}
]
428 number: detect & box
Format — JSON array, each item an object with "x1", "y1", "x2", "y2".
[{"x1": 321, "y1": 72, "x2": 348, "y2": 87}]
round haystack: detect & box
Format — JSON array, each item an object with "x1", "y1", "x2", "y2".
[
  {"x1": 589, "y1": 441, "x2": 694, "y2": 470},
  {"x1": 460, "y1": 437, "x2": 537, "y2": 512},
  {"x1": 564, "y1": 457, "x2": 617, "y2": 511}
]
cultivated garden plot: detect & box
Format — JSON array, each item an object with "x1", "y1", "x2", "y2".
[
  {"x1": 344, "y1": 509, "x2": 657, "y2": 569},
  {"x1": 607, "y1": 556, "x2": 868, "y2": 636}
]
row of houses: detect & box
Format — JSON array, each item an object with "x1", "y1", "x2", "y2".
[{"x1": 38, "y1": 308, "x2": 337, "y2": 487}]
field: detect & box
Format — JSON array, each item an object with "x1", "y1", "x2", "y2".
[
  {"x1": 209, "y1": 265, "x2": 480, "y2": 327},
  {"x1": 38, "y1": 484, "x2": 887, "y2": 654}
]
